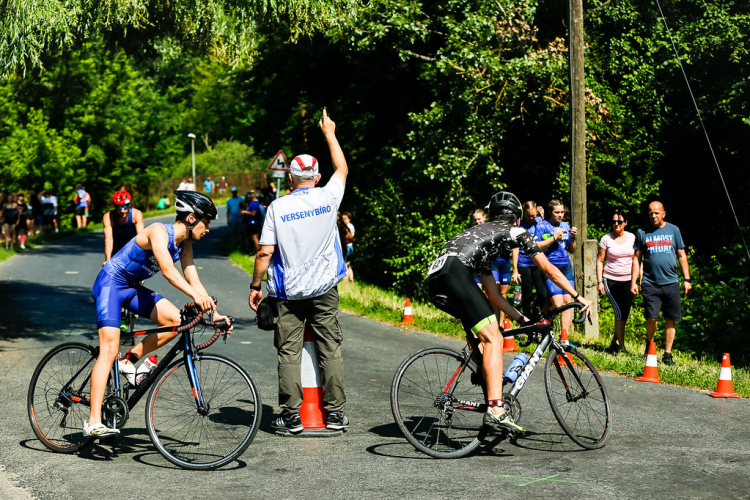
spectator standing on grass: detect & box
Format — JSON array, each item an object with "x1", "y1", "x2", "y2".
[
  {"x1": 42, "y1": 190, "x2": 58, "y2": 233},
  {"x1": 241, "y1": 191, "x2": 262, "y2": 254},
  {"x1": 514, "y1": 201, "x2": 549, "y2": 318},
  {"x1": 342, "y1": 212, "x2": 355, "y2": 282},
  {"x1": 74, "y1": 183, "x2": 89, "y2": 229},
  {"x1": 248, "y1": 109, "x2": 350, "y2": 433},
  {"x1": 204, "y1": 175, "x2": 215, "y2": 198},
  {"x1": 0, "y1": 191, "x2": 7, "y2": 240},
  {"x1": 3, "y1": 193, "x2": 18, "y2": 250},
  {"x1": 226, "y1": 187, "x2": 245, "y2": 247},
  {"x1": 631, "y1": 200, "x2": 691, "y2": 366},
  {"x1": 15, "y1": 192, "x2": 29, "y2": 249},
  {"x1": 597, "y1": 208, "x2": 635, "y2": 354},
  {"x1": 216, "y1": 176, "x2": 228, "y2": 197},
  {"x1": 30, "y1": 189, "x2": 43, "y2": 235}
]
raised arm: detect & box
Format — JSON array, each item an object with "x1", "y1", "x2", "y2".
[{"x1": 320, "y1": 109, "x2": 348, "y2": 188}]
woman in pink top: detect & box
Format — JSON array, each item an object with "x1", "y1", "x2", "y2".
[{"x1": 596, "y1": 209, "x2": 635, "y2": 354}]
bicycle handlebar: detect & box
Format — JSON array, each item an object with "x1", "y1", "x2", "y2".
[
  {"x1": 179, "y1": 297, "x2": 233, "y2": 351},
  {"x1": 544, "y1": 301, "x2": 589, "y2": 325}
]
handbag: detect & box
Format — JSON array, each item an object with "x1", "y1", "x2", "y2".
[{"x1": 256, "y1": 298, "x2": 278, "y2": 331}]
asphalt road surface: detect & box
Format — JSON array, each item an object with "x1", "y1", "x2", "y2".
[{"x1": 1, "y1": 209, "x2": 749, "y2": 499}]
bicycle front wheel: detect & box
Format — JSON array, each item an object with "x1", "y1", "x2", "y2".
[
  {"x1": 146, "y1": 353, "x2": 261, "y2": 470},
  {"x1": 27, "y1": 342, "x2": 98, "y2": 453},
  {"x1": 391, "y1": 347, "x2": 487, "y2": 458},
  {"x1": 544, "y1": 346, "x2": 611, "y2": 449}
]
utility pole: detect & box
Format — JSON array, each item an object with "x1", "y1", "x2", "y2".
[{"x1": 569, "y1": 0, "x2": 599, "y2": 337}]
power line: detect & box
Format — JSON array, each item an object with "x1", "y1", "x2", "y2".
[{"x1": 653, "y1": 0, "x2": 750, "y2": 262}]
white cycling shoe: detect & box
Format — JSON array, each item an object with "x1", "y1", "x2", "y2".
[
  {"x1": 83, "y1": 421, "x2": 120, "y2": 439},
  {"x1": 118, "y1": 361, "x2": 137, "y2": 386}
]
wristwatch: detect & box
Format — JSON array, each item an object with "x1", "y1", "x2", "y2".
[
  {"x1": 250, "y1": 284, "x2": 262, "y2": 292},
  {"x1": 573, "y1": 293, "x2": 581, "y2": 300},
  {"x1": 684, "y1": 278, "x2": 691, "y2": 283}
]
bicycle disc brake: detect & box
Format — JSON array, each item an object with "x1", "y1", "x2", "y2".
[{"x1": 102, "y1": 396, "x2": 129, "y2": 429}]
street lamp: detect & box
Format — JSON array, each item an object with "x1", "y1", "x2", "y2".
[{"x1": 187, "y1": 133, "x2": 196, "y2": 189}]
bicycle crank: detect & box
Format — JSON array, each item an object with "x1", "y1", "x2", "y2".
[{"x1": 103, "y1": 396, "x2": 129, "y2": 429}]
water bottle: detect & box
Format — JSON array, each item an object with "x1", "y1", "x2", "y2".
[
  {"x1": 503, "y1": 353, "x2": 528, "y2": 384},
  {"x1": 135, "y1": 355, "x2": 158, "y2": 385},
  {"x1": 512, "y1": 285, "x2": 522, "y2": 308}
]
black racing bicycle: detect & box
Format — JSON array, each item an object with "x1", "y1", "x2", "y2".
[
  {"x1": 391, "y1": 302, "x2": 611, "y2": 458},
  {"x1": 27, "y1": 299, "x2": 261, "y2": 470}
]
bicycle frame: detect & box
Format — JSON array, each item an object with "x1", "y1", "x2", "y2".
[{"x1": 58, "y1": 322, "x2": 207, "y2": 416}]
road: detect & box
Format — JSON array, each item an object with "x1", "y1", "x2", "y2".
[{"x1": 1, "y1": 209, "x2": 749, "y2": 499}]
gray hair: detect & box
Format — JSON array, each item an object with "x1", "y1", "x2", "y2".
[{"x1": 292, "y1": 173, "x2": 317, "y2": 182}]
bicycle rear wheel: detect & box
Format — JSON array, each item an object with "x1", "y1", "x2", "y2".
[
  {"x1": 391, "y1": 347, "x2": 487, "y2": 458},
  {"x1": 544, "y1": 346, "x2": 611, "y2": 449},
  {"x1": 27, "y1": 342, "x2": 98, "y2": 453},
  {"x1": 146, "y1": 353, "x2": 261, "y2": 470}
]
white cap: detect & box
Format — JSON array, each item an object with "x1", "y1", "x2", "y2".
[{"x1": 289, "y1": 154, "x2": 319, "y2": 179}]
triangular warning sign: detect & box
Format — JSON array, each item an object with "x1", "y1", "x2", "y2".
[{"x1": 268, "y1": 150, "x2": 289, "y2": 171}]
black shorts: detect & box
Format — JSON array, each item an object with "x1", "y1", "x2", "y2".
[
  {"x1": 603, "y1": 278, "x2": 633, "y2": 321},
  {"x1": 642, "y1": 281, "x2": 681, "y2": 321},
  {"x1": 75, "y1": 206, "x2": 86, "y2": 216},
  {"x1": 428, "y1": 256, "x2": 495, "y2": 336},
  {"x1": 245, "y1": 223, "x2": 262, "y2": 236},
  {"x1": 43, "y1": 214, "x2": 55, "y2": 226}
]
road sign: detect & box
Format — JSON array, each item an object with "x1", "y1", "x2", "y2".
[
  {"x1": 268, "y1": 150, "x2": 289, "y2": 171},
  {"x1": 272, "y1": 170, "x2": 286, "y2": 178}
]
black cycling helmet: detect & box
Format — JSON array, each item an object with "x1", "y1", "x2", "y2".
[
  {"x1": 174, "y1": 190, "x2": 218, "y2": 221},
  {"x1": 486, "y1": 191, "x2": 523, "y2": 222}
]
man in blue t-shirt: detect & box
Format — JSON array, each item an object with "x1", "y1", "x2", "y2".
[
  {"x1": 226, "y1": 187, "x2": 244, "y2": 246},
  {"x1": 203, "y1": 176, "x2": 215, "y2": 197},
  {"x1": 631, "y1": 201, "x2": 691, "y2": 366},
  {"x1": 241, "y1": 191, "x2": 262, "y2": 254}
]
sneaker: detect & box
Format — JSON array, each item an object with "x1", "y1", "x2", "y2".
[
  {"x1": 20, "y1": 244, "x2": 25, "y2": 249},
  {"x1": 326, "y1": 412, "x2": 350, "y2": 430},
  {"x1": 83, "y1": 421, "x2": 120, "y2": 438},
  {"x1": 484, "y1": 408, "x2": 526, "y2": 435},
  {"x1": 662, "y1": 352, "x2": 676, "y2": 366},
  {"x1": 270, "y1": 413, "x2": 303, "y2": 434},
  {"x1": 118, "y1": 361, "x2": 137, "y2": 386}
]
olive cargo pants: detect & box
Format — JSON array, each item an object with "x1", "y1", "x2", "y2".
[{"x1": 274, "y1": 287, "x2": 346, "y2": 416}]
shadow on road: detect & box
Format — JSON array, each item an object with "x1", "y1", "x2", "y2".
[{"x1": 0, "y1": 281, "x2": 96, "y2": 350}]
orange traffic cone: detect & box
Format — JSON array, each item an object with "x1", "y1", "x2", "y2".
[
  {"x1": 399, "y1": 298, "x2": 414, "y2": 325},
  {"x1": 636, "y1": 341, "x2": 661, "y2": 383},
  {"x1": 281, "y1": 324, "x2": 340, "y2": 437},
  {"x1": 558, "y1": 329, "x2": 573, "y2": 364},
  {"x1": 710, "y1": 353, "x2": 740, "y2": 398},
  {"x1": 502, "y1": 317, "x2": 516, "y2": 352}
]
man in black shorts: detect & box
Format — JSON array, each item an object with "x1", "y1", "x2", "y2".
[
  {"x1": 428, "y1": 192, "x2": 592, "y2": 434},
  {"x1": 631, "y1": 201, "x2": 691, "y2": 366}
]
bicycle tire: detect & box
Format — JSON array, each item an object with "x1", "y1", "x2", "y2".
[
  {"x1": 146, "y1": 353, "x2": 261, "y2": 470},
  {"x1": 27, "y1": 342, "x2": 99, "y2": 453},
  {"x1": 544, "y1": 345, "x2": 611, "y2": 449},
  {"x1": 391, "y1": 347, "x2": 487, "y2": 458}
]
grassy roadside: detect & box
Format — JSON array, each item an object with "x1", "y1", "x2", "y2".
[{"x1": 228, "y1": 251, "x2": 749, "y2": 398}]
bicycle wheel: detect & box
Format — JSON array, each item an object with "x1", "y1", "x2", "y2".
[
  {"x1": 391, "y1": 347, "x2": 487, "y2": 458},
  {"x1": 27, "y1": 342, "x2": 99, "y2": 453},
  {"x1": 146, "y1": 353, "x2": 261, "y2": 470},
  {"x1": 544, "y1": 345, "x2": 611, "y2": 449}
]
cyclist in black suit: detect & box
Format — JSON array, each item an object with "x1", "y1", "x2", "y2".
[{"x1": 427, "y1": 192, "x2": 592, "y2": 433}]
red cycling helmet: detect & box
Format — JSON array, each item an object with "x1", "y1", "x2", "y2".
[{"x1": 112, "y1": 190, "x2": 132, "y2": 206}]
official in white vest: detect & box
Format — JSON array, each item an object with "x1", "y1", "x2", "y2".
[{"x1": 249, "y1": 110, "x2": 350, "y2": 433}]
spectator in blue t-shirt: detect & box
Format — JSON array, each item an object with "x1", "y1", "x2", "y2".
[
  {"x1": 74, "y1": 183, "x2": 90, "y2": 229},
  {"x1": 515, "y1": 201, "x2": 550, "y2": 317},
  {"x1": 203, "y1": 176, "x2": 216, "y2": 197},
  {"x1": 241, "y1": 191, "x2": 262, "y2": 254},
  {"x1": 226, "y1": 187, "x2": 244, "y2": 246},
  {"x1": 631, "y1": 201, "x2": 691, "y2": 366},
  {"x1": 539, "y1": 200, "x2": 578, "y2": 334}
]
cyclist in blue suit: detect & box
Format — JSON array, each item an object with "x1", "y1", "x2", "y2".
[{"x1": 85, "y1": 191, "x2": 232, "y2": 438}]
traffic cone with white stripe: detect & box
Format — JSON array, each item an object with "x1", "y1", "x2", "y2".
[
  {"x1": 558, "y1": 329, "x2": 574, "y2": 364},
  {"x1": 710, "y1": 353, "x2": 740, "y2": 398},
  {"x1": 502, "y1": 318, "x2": 516, "y2": 353},
  {"x1": 399, "y1": 298, "x2": 414, "y2": 325},
  {"x1": 299, "y1": 323, "x2": 327, "y2": 429},
  {"x1": 636, "y1": 341, "x2": 661, "y2": 383}
]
